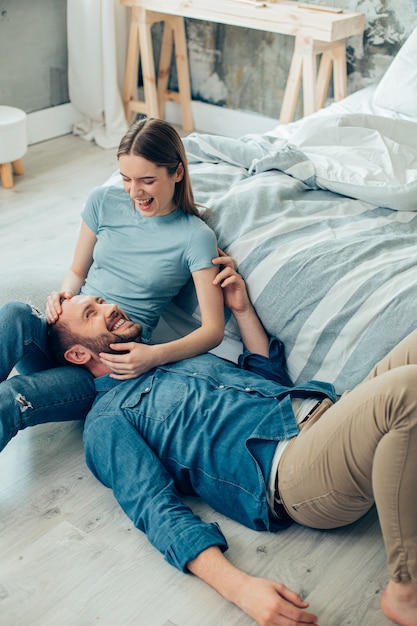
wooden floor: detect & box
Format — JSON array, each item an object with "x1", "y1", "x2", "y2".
[{"x1": 0, "y1": 134, "x2": 393, "y2": 626}]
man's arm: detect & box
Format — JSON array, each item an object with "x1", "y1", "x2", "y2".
[
  {"x1": 212, "y1": 251, "x2": 270, "y2": 357},
  {"x1": 213, "y1": 250, "x2": 294, "y2": 394},
  {"x1": 187, "y1": 546, "x2": 318, "y2": 626},
  {"x1": 84, "y1": 411, "x2": 228, "y2": 572}
]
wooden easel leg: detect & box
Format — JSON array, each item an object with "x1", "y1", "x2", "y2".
[
  {"x1": 315, "y1": 50, "x2": 333, "y2": 110},
  {"x1": 280, "y1": 46, "x2": 303, "y2": 124},
  {"x1": 138, "y1": 9, "x2": 159, "y2": 118},
  {"x1": 331, "y1": 40, "x2": 347, "y2": 102},
  {"x1": 123, "y1": 7, "x2": 141, "y2": 122},
  {"x1": 12, "y1": 159, "x2": 24, "y2": 176},
  {"x1": 0, "y1": 163, "x2": 14, "y2": 188},
  {"x1": 158, "y1": 21, "x2": 174, "y2": 121},
  {"x1": 301, "y1": 38, "x2": 318, "y2": 118},
  {"x1": 172, "y1": 16, "x2": 193, "y2": 132}
]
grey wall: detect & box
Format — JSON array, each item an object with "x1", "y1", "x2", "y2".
[
  {"x1": 0, "y1": 0, "x2": 68, "y2": 112},
  {"x1": 0, "y1": 0, "x2": 416, "y2": 118}
]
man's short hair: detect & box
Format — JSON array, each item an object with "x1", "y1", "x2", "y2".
[{"x1": 47, "y1": 320, "x2": 82, "y2": 366}]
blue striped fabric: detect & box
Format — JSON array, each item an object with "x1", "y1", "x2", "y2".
[{"x1": 176, "y1": 131, "x2": 417, "y2": 394}]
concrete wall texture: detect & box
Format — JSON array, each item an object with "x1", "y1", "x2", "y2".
[
  {"x1": 0, "y1": 0, "x2": 416, "y2": 117},
  {"x1": 0, "y1": 0, "x2": 68, "y2": 112},
  {"x1": 178, "y1": 0, "x2": 417, "y2": 119}
]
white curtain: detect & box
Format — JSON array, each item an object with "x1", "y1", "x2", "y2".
[{"x1": 67, "y1": 0, "x2": 129, "y2": 149}]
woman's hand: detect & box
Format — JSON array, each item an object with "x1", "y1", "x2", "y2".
[
  {"x1": 99, "y1": 342, "x2": 157, "y2": 379},
  {"x1": 45, "y1": 290, "x2": 74, "y2": 324},
  {"x1": 45, "y1": 221, "x2": 96, "y2": 323}
]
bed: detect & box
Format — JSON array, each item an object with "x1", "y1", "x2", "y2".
[{"x1": 146, "y1": 26, "x2": 417, "y2": 396}]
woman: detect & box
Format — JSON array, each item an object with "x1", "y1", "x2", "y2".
[
  {"x1": 0, "y1": 118, "x2": 224, "y2": 452},
  {"x1": 47, "y1": 117, "x2": 224, "y2": 379}
]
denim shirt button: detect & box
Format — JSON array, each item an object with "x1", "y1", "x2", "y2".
[
  {"x1": 144, "y1": 387, "x2": 151, "y2": 392},
  {"x1": 218, "y1": 384, "x2": 225, "y2": 389},
  {"x1": 245, "y1": 387, "x2": 251, "y2": 392}
]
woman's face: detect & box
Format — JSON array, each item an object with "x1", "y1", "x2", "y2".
[{"x1": 119, "y1": 153, "x2": 184, "y2": 218}]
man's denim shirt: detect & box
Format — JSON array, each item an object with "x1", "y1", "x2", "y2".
[{"x1": 85, "y1": 338, "x2": 336, "y2": 573}]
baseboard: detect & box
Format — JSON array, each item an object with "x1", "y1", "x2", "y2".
[
  {"x1": 26, "y1": 100, "x2": 278, "y2": 145},
  {"x1": 27, "y1": 103, "x2": 82, "y2": 145},
  {"x1": 165, "y1": 100, "x2": 279, "y2": 137}
]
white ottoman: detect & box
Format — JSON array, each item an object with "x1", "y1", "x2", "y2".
[{"x1": 0, "y1": 106, "x2": 27, "y2": 188}]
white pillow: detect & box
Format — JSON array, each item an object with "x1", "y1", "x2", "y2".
[{"x1": 373, "y1": 28, "x2": 417, "y2": 119}]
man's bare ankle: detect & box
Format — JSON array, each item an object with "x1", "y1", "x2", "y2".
[{"x1": 381, "y1": 580, "x2": 417, "y2": 626}]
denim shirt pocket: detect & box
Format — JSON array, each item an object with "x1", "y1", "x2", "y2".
[{"x1": 120, "y1": 374, "x2": 186, "y2": 422}]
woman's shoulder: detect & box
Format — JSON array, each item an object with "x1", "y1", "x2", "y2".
[
  {"x1": 87, "y1": 184, "x2": 127, "y2": 203},
  {"x1": 178, "y1": 210, "x2": 217, "y2": 250},
  {"x1": 180, "y1": 209, "x2": 212, "y2": 230},
  {"x1": 84, "y1": 185, "x2": 130, "y2": 213},
  {"x1": 82, "y1": 186, "x2": 131, "y2": 224}
]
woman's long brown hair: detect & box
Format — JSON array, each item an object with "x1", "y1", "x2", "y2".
[{"x1": 117, "y1": 117, "x2": 200, "y2": 216}]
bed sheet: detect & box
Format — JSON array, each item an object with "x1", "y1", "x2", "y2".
[{"x1": 163, "y1": 98, "x2": 417, "y2": 394}]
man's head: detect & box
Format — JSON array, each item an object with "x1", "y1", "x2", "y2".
[{"x1": 48, "y1": 295, "x2": 142, "y2": 377}]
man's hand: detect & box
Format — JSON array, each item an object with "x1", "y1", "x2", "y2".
[
  {"x1": 187, "y1": 547, "x2": 318, "y2": 626},
  {"x1": 99, "y1": 342, "x2": 156, "y2": 379},
  {"x1": 212, "y1": 249, "x2": 251, "y2": 314},
  {"x1": 212, "y1": 249, "x2": 270, "y2": 357},
  {"x1": 235, "y1": 574, "x2": 318, "y2": 626}
]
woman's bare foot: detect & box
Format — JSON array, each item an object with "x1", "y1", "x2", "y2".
[{"x1": 381, "y1": 580, "x2": 417, "y2": 626}]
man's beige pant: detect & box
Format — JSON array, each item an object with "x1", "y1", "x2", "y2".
[{"x1": 278, "y1": 328, "x2": 417, "y2": 584}]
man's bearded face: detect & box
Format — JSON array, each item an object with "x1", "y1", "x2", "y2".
[{"x1": 59, "y1": 296, "x2": 142, "y2": 354}]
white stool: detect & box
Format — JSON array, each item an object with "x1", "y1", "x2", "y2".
[{"x1": 0, "y1": 106, "x2": 27, "y2": 189}]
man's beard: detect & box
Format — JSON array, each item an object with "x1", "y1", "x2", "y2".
[{"x1": 82, "y1": 325, "x2": 142, "y2": 355}]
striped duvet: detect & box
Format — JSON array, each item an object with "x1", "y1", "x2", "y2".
[{"x1": 173, "y1": 122, "x2": 417, "y2": 394}]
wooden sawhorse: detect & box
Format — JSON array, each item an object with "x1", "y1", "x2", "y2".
[
  {"x1": 280, "y1": 35, "x2": 348, "y2": 123},
  {"x1": 121, "y1": 0, "x2": 365, "y2": 128},
  {"x1": 122, "y1": 6, "x2": 193, "y2": 131}
]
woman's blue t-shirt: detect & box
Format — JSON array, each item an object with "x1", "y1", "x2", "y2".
[{"x1": 80, "y1": 185, "x2": 218, "y2": 342}]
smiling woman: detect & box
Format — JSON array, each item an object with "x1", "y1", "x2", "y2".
[
  {"x1": 118, "y1": 154, "x2": 184, "y2": 217},
  {"x1": 117, "y1": 117, "x2": 198, "y2": 219},
  {"x1": 0, "y1": 117, "x2": 224, "y2": 454},
  {"x1": 47, "y1": 117, "x2": 225, "y2": 370}
]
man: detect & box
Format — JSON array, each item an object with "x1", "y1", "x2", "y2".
[{"x1": 48, "y1": 255, "x2": 417, "y2": 626}]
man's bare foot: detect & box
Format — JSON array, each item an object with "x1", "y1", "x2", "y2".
[{"x1": 381, "y1": 580, "x2": 417, "y2": 626}]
